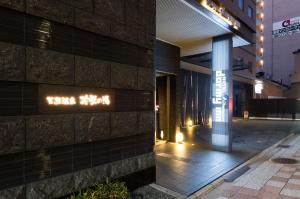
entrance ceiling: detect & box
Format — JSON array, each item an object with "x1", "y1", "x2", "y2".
[{"x1": 156, "y1": 0, "x2": 249, "y2": 53}]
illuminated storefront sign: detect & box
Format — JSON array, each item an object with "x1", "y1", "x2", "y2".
[
  {"x1": 211, "y1": 35, "x2": 233, "y2": 152},
  {"x1": 46, "y1": 94, "x2": 111, "y2": 106},
  {"x1": 201, "y1": 0, "x2": 241, "y2": 30},
  {"x1": 38, "y1": 85, "x2": 114, "y2": 113},
  {"x1": 273, "y1": 16, "x2": 300, "y2": 38}
]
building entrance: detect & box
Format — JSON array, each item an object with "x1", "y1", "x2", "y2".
[{"x1": 155, "y1": 72, "x2": 176, "y2": 143}]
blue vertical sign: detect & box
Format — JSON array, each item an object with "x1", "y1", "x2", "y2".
[{"x1": 212, "y1": 35, "x2": 233, "y2": 152}]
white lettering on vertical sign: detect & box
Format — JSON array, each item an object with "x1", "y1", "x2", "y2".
[{"x1": 212, "y1": 70, "x2": 228, "y2": 123}]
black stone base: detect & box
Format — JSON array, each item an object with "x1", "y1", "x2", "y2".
[{"x1": 119, "y1": 166, "x2": 156, "y2": 191}]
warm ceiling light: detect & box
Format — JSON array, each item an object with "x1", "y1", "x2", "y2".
[{"x1": 260, "y1": 1, "x2": 264, "y2": 8}]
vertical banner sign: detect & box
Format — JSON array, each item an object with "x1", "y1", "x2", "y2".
[{"x1": 212, "y1": 35, "x2": 233, "y2": 152}]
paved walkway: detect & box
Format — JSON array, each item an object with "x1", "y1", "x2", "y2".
[
  {"x1": 156, "y1": 120, "x2": 300, "y2": 196},
  {"x1": 200, "y1": 134, "x2": 300, "y2": 199}
]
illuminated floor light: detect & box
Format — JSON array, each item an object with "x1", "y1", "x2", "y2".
[
  {"x1": 160, "y1": 130, "x2": 164, "y2": 140},
  {"x1": 176, "y1": 132, "x2": 184, "y2": 144},
  {"x1": 187, "y1": 119, "x2": 193, "y2": 127},
  {"x1": 208, "y1": 115, "x2": 212, "y2": 128}
]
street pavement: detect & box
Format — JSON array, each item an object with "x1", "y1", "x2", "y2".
[
  {"x1": 155, "y1": 120, "x2": 300, "y2": 197},
  {"x1": 200, "y1": 134, "x2": 300, "y2": 199}
]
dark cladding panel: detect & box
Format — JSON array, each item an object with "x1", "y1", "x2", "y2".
[
  {"x1": 114, "y1": 90, "x2": 137, "y2": 111},
  {"x1": 136, "y1": 91, "x2": 154, "y2": 111},
  {"x1": 0, "y1": 82, "x2": 22, "y2": 116},
  {"x1": 0, "y1": 3, "x2": 155, "y2": 195},
  {"x1": 25, "y1": 150, "x2": 51, "y2": 183},
  {"x1": 22, "y1": 83, "x2": 39, "y2": 115},
  {"x1": 0, "y1": 8, "x2": 151, "y2": 69},
  {"x1": 154, "y1": 40, "x2": 180, "y2": 74},
  {"x1": 50, "y1": 145, "x2": 73, "y2": 177},
  {"x1": 73, "y1": 143, "x2": 92, "y2": 171},
  {"x1": 0, "y1": 152, "x2": 23, "y2": 190},
  {"x1": 0, "y1": 7, "x2": 24, "y2": 45}
]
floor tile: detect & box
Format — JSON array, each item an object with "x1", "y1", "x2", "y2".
[
  {"x1": 266, "y1": 180, "x2": 286, "y2": 188},
  {"x1": 285, "y1": 183, "x2": 300, "y2": 190},
  {"x1": 270, "y1": 176, "x2": 289, "y2": 182},
  {"x1": 275, "y1": 171, "x2": 293, "y2": 179},
  {"x1": 261, "y1": 185, "x2": 282, "y2": 194},
  {"x1": 289, "y1": 179, "x2": 300, "y2": 185},
  {"x1": 281, "y1": 188, "x2": 300, "y2": 198}
]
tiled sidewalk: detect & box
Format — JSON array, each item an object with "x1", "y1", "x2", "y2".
[{"x1": 201, "y1": 135, "x2": 300, "y2": 199}]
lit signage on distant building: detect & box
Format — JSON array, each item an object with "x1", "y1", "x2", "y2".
[
  {"x1": 46, "y1": 94, "x2": 111, "y2": 106},
  {"x1": 201, "y1": 0, "x2": 241, "y2": 30},
  {"x1": 254, "y1": 80, "x2": 263, "y2": 94},
  {"x1": 273, "y1": 16, "x2": 300, "y2": 38}
]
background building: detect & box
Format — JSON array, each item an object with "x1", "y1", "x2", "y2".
[{"x1": 257, "y1": 0, "x2": 300, "y2": 87}]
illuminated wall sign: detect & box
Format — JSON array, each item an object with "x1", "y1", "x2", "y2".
[
  {"x1": 46, "y1": 95, "x2": 111, "y2": 106},
  {"x1": 39, "y1": 85, "x2": 114, "y2": 113},
  {"x1": 211, "y1": 35, "x2": 233, "y2": 152},
  {"x1": 273, "y1": 16, "x2": 300, "y2": 38},
  {"x1": 201, "y1": 0, "x2": 241, "y2": 30}
]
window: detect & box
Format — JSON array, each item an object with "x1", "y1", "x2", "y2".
[
  {"x1": 248, "y1": 6, "x2": 253, "y2": 18},
  {"x1": 238, "y1": 0, "x2": 244, "y2": 10}
]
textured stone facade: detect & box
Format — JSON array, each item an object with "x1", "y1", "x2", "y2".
[
  {"x1": 0, "y1": 0, "x2": 155, "y2": 198},
  {"x1": 75, "y1": 113, "x2": 110, "y2": 143},
  {"x1": 75, "y1": 56, "x2": 110, "y2": 88},
  {"x1": 111, "y1": 63, "x2": 138, "y2": 89},
  {"x1": 0, "y1": 42, "x2": 25, "y2": 81},
  {"x1": 23, "y1": 153, "x2": 155, "y2": 199},
  {"x1": 0, "y1": 117, "x2": 25, "y2": 155},
  {"x1": 26, "y1": 48, "x2": 74, "y2": 85},
  {"x1": 26, "y1": 115, "x2": 74, "y2": 150}
]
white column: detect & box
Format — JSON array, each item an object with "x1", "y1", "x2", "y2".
[{"x1": 211, "y1": 34, "x2": 233, "y2": 152}]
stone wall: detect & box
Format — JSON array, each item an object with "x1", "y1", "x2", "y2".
[{"x1": 0, "y1": 0, "x2": 156, "y2": 198}]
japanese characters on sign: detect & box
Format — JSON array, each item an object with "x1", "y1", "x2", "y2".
[{"x1": 46, "y1": 94, "x2": 111, "y2": 106}]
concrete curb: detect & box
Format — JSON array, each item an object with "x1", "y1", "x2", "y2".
[{"x1": 149, "y1": 183, "x2": 186, "y2": 198}]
